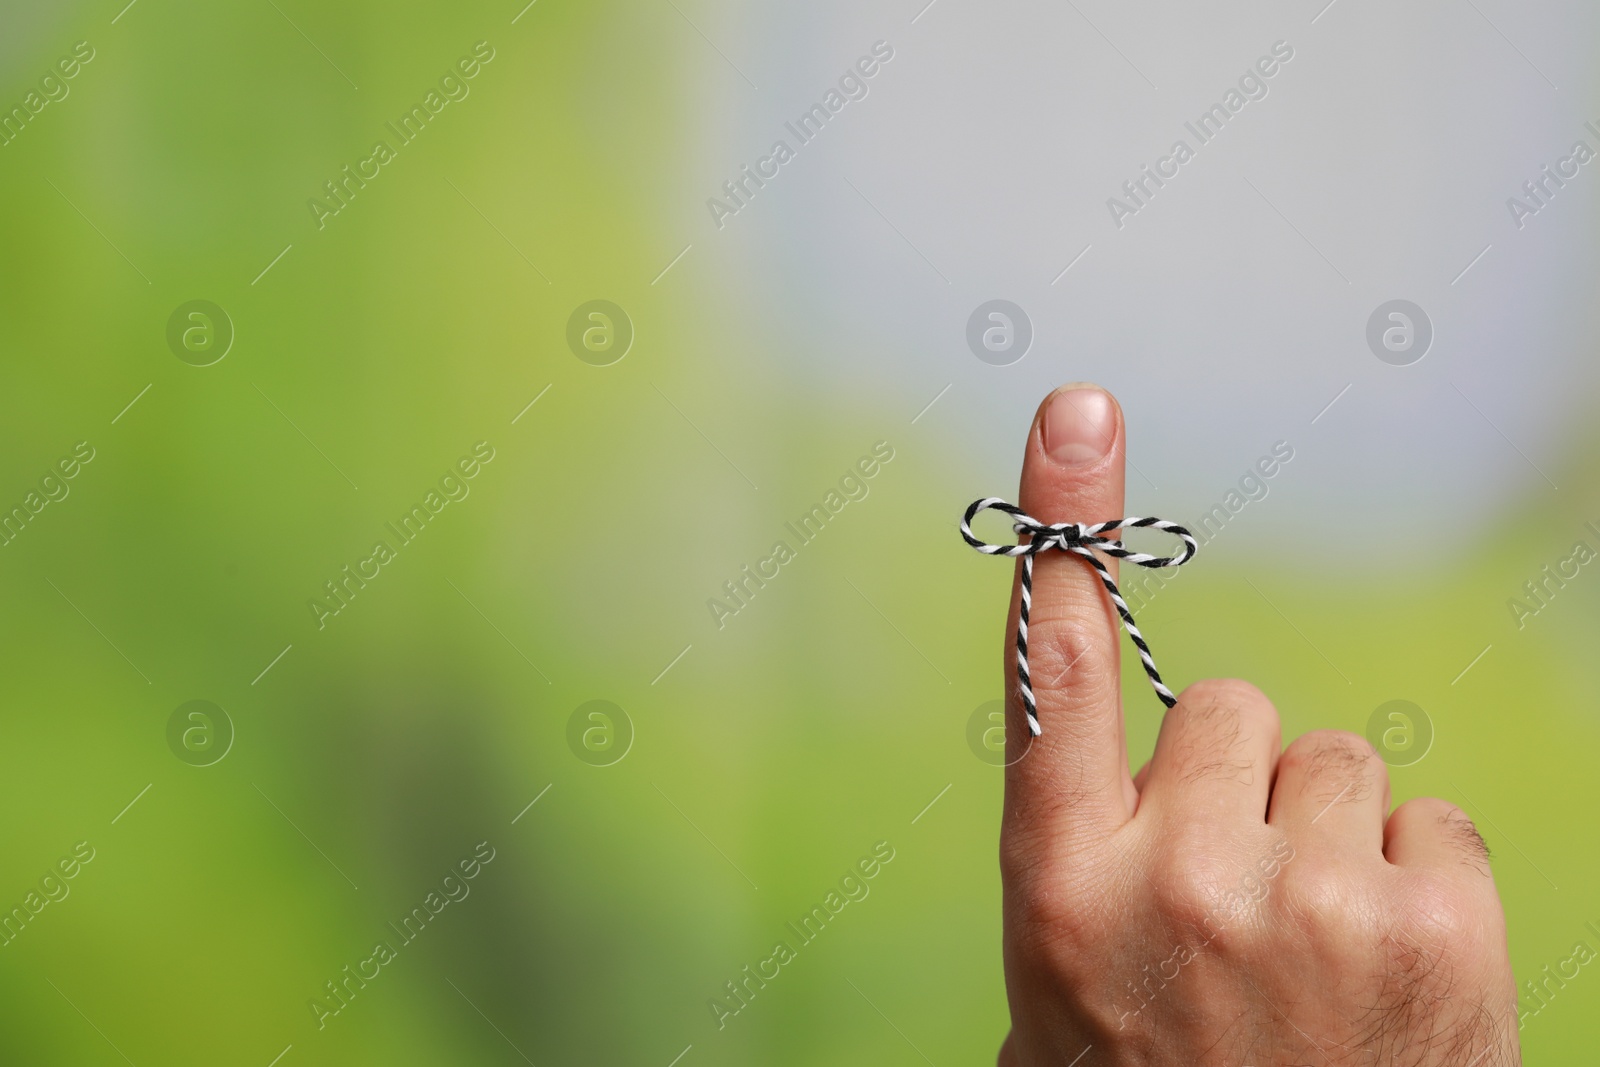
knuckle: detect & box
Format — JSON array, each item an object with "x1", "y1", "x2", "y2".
[
  {"x1": 1160, "y1": 679, "x2": 1280, "y2": 787},
  {"x1": 1278, "y1": 852, "x2": 1358, "y2": 928},
  {"x1": 1152, "y1": 846, "x2": 1256, "y2": 943},
  {"x1": 1282, "y1": 728, "x2": 1378, "y2": 767},
  {"x1": 1396, "y1": 876, "x2": 1484, "y2": 945},
  {"x1": 1378, "y1": 878, "x2": 1503, "y2": 1002},
  {"x1": 1438, "y1": 805, "x2": 1493, "y2": 868},
  {"x1": 1280, "y1": 729, "x2": 1383, "y2": 800},
  {"x1": 1022, "y1": 615, "x2": 1117, "y2": 707},
  {"x1": 1392, "y1": 796, "x2": 1496, "y2": 875},
  {"x1": 1393, "y1": 795, "x2": 1459, "y2": 821},
  {"x1": 1148, "y1": 838, "x2": 1299, "y2": 962},
  {"x1": 1177, "y1": 677, "x2": 1274, "y2": 717}
]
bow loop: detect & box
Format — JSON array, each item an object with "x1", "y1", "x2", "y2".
[{"x1": 961, "y1": 496, "x2": 1199, "y2": 737}]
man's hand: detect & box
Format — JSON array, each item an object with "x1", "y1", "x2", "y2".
[{"x1": 995, "y1": 384, "x2": 1519, "y2": 1066}]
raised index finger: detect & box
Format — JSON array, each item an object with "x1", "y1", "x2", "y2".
[{"x1": 1002, "y1": 384, "x2": 1135, "y2": 842}]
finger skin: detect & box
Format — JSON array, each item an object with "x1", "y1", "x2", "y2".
[
  {"x1": 1268, "y1": 729, "x2": 1391, "y2": 851},
  {"x1": 1385, "y1": 796, "x2": 1495, "y2": 881},
  {"x1": 1139, "y1": 678, "x2": 1281, "y2": 825},
  {"x1": 1003, "y1": 384, "x2": 1132, "y2": 841}
]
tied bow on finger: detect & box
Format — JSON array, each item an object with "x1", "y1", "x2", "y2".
[{"x1": 960, "y1": 497, "x2": 1199, "y2": 737}]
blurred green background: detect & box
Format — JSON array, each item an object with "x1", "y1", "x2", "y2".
[{"x1": 1, "y1": 0, "x2": 1597, "y2": 1063}]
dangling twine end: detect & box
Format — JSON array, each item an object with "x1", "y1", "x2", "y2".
[{"x1": 1025, "y1": 714, "x2": 1042, "y2": 737}]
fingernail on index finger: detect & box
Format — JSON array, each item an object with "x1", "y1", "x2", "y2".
[{"x1": 1043, "y1": 386, "x2": 1115, "y2": 467}]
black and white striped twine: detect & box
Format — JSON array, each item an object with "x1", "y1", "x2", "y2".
[{"x1": 960, "y1": 497, "x2": 1199, "y2": 737}]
